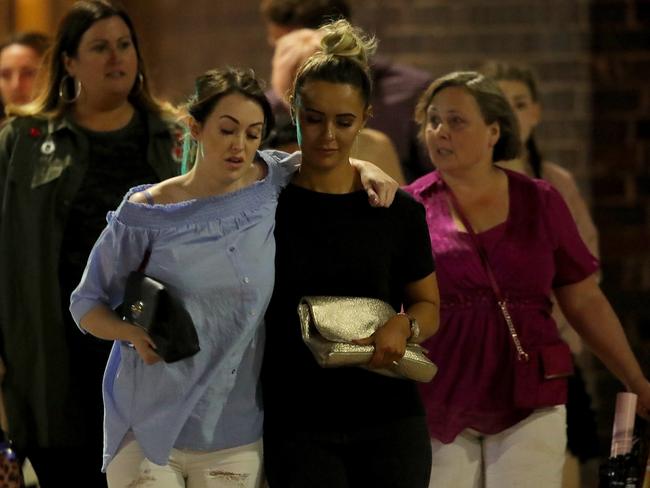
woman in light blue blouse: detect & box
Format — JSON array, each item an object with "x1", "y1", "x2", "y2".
[{"x1": 69, "y1": 67, "x2": 396, "y2": 488}]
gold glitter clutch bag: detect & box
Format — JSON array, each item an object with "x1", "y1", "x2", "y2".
[{"x1": 298, "y1": 296, "x2": 437, "y2": 383}]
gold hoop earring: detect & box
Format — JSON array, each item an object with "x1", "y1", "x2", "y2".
[{"x1": 59, "y1": 75, "x2": 81, "y2": 103}]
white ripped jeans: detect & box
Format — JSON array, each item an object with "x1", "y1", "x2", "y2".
[
  {"x1": 428, "y1": 406, "x2": 567, "y2": 488},
  {"x1": 106, "y1": 433, "x2": 263, "y2": 488}
]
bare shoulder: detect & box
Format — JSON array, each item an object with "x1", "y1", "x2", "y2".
[
  {"x1": 542, "y1": 161, "x2": 574, "y2": 183},
  {"x1": 357, "y1": 128, "x2": 399, "y2": 161},
  {"x1": 128, "y1": 176, "x2": 188, "y2": 205},
  {"x1": 354, "y1": 128, "x2": 405, "y2": 184},
  {"x1": 128, "y1": 190, "x2": 151, "y2": 204},
  {"x1": 359, "y1": 127, "x2": 392, "y2": 146},
  {"x1": 541, "y1": 161, "x2": 581, "y2": 196}
]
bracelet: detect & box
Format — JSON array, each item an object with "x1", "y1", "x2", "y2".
[{"x1": 397, "y1": 312, "x2": 420, "y2": 342}]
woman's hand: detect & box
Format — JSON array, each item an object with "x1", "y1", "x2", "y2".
[
  {"x1": 125, "y1": 324, "x2": 162, "y2": 365},
  {"x1": 354, "y1": 314, "x2": 410, "y2": 369},
  {"x1": 350, "y1": 158, "x2": 399, "y2": 207},
  {"x1": 80, "y1": 304, "x2": 162, "y2": 365}
]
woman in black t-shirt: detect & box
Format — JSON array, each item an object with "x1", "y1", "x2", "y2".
[{"x1": 262, "y1": 20, "x2": 440, "y2": 488}]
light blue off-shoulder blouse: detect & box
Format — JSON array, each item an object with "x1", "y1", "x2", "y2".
[{"x1": 70, "y1": 150, "x2": 297, "y2": 470}]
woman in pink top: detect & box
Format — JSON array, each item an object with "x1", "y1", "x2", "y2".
[{"x1": 404, "y1": 71, "x2": 650, "y2": 487}]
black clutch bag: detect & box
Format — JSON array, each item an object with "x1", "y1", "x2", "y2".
[{"x1": 119, "y1": 249, "x2": 200, "y2": 363}]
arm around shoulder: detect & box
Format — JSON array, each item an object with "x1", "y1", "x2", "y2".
[{"x1": 349, "y1": 155, "x2": 400, "y2": 207}]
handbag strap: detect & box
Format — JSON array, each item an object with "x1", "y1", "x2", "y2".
[
  {"x1": 444, "y1": 183, "x2": 529, "y2": 362},
  {"x1": 137, "y1": 249, "x2": 152, "y2": 273}
]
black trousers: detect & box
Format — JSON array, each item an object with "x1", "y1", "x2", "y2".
[
  {"x1": 18, "y1": 340, "x2": 107, "y2": 488},
  {"x1": 264, "y1": 416, "x2": 432, "y2": 488}
]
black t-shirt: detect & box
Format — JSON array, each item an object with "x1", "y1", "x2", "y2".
[{"x1": 262, "y1": 184, "x2": 435, "y2": 434}]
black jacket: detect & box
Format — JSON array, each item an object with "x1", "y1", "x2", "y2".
[{"x1": 0, "y1": 111, "x2": 181, "y2": 448}]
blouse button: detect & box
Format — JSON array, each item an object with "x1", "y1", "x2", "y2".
[
  {"x1": 243, "y1": 277, "x2": 250, "y2": 284},
  {"x1": 228, "y1": 246, "x2": 235, "y2": 252}
]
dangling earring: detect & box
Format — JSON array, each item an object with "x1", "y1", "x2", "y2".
[
  {"x1": 352, "y1": 129, "x2": 361, "y2": 157},
  {"x1": 132, "y1": 72, "x2": 144, "y2": 95},
  {"x1": 59, "y1": 75, "x2": 81, "y2": 103},
  {"x1": 199, "y1": 141, "x2": 205, "y2": 159}
]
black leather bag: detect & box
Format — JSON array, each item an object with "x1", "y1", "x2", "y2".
[{"x1": 120, "y1": 249, "x2": 200, "y2": 363}]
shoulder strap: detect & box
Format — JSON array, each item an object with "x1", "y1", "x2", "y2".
[
  {"x1": 444, "y1": 182, "x2": 529, "y2": 362},
  {"x1": 137, "y1": 249, "x2": 152, "y2": 273},
  {"x1": 134, "y1": 191, "x2": 154, "y2": 273},
  {"x1": 142, "y1": 189, "x2": 155, "y2": 206}
]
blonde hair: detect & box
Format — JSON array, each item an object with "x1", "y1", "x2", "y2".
[{"x1": 290, "y1": 19, "x2": 376, "y2": 110}]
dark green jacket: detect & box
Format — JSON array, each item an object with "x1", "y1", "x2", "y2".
[{"x1": 0, "y1": 111, "x2": 181, "y2": 448}]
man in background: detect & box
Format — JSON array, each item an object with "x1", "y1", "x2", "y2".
[{"x1": 260, "y1": 0, "x2": 434, "y2": 182}]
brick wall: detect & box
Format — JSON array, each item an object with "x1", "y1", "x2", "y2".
[
  {"x1": 588, "y1": 0, "x2": 650, "y2": 444},
  {"x1": 125, "y1": 0, "x2": 273, "y2": 103},
  {"x1": 354, "y1": 0, "x2": 593, "y2": 187}
]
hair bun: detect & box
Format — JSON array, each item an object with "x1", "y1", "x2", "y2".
[{"x1": 319, "y1": 19, "x2": 376, "y2": 69}]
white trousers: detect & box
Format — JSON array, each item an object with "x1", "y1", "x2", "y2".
[
  {"x1": 429, "y1": 406, "x2": 567, "y2": 488},
  {"x1": 106, "y1": 434, "x2": 263, "y2": 488}
]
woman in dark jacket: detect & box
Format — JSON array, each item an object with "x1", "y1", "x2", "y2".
[{"x1": 0, "y1": 1, "x2": 181, "y2": 485}]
